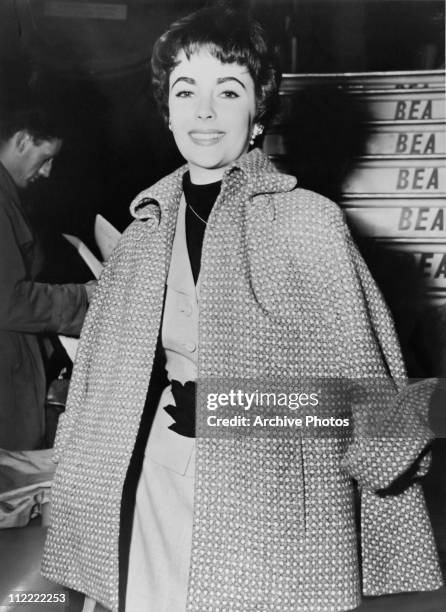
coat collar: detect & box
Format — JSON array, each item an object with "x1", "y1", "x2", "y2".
[
  {"x1": 229, "y1": 147, "x2": 297, "y2": 197},
  {"x1": 129, "y1": 148, "x2": 297, "y2": 222},
  {"x1": 0, "y1": 161, "x2": 21, "y2": 209}
]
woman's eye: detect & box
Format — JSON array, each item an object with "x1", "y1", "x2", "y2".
[
  {"x1": 175, "y1": 90, "x2": 194, "y2": 98},
  {"x1": 220, "y1": 90, "x2": 240, "y2": 99}
]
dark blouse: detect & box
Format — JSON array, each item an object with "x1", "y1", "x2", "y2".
[{"x1": 183, "y1": 172, "x2": 222, "y2": 284}]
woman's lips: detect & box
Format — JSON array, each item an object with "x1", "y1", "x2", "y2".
[{"x1": 189, "y1": 131, "x2": 225, "y2": 145}]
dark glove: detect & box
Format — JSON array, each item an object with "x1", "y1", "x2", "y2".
[{"x1": 164, "y1": 379, "x2": 196, "y2": 438}]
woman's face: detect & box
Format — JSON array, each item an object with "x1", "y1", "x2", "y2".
[{"x1": 168, "y1": 49, "x2": 257, "y2": 184}]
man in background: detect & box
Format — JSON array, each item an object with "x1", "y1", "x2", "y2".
[{"x1": 0, "y1": 98, "x2": 95, "y2": 450}]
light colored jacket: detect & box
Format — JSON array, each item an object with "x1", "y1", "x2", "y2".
[{"x1": 42, "y1": 149, "x2": 442, "y2": 611}]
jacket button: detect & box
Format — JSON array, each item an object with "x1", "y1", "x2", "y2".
[{"x1": 184, "y1": 341, "x2": 196, "y2": 352}]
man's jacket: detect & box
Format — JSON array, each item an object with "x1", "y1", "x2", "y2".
[{"x1": 0, "y1": 162, "x2": 87, "y2": 449}]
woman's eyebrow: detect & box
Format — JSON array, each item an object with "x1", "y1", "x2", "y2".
[
  {"x1": 216, "y1": 76, "x2": 246, "y2": 89},
  {"x1": 171, "y1": 76, "x2": 195, "y2": 88},
  {"x1": 171, "y1": 75, "x2": 247, "y2": 90}
]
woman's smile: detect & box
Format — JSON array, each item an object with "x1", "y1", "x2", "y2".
[{"x1": 188, "y1": 130, "x2": 226, "y2": 146}]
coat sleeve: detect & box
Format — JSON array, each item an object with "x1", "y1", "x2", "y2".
[
  {"x1": 330, "y1": 215, "x2": 434, "y2": 491},
  {"x1": 0, "y1": 203, "x2": 88, "y2": 336},
  {"x1": 286, "y1": 189, "x2": 434, "y2": 491},
  {"x1": 337, "y1": 227, "x2": 443, "y2": 595}
]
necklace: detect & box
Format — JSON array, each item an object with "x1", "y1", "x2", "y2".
[{"x1": 187, "y1": 203, "x2": 207, "y2": 225}]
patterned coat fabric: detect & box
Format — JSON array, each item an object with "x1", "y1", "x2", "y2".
[{"x1": 42, "y1": 149, "x2": 442, "y2": 611}]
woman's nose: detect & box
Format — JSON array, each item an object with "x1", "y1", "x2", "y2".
[{"x1": 196, "y1": 95, "x2": 215, "y2": 120}]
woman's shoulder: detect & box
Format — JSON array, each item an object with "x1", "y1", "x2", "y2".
[
  {"x1": 272, "y1": 185, "x2": 347, "y2": 235},
  {"x1": 129, "y1": 165, "x2": 186, "y2": 221},
  {"x1": 267, "y1": 184, "x2": 357, "y2": 273},
  {"x1": 106, "y1": 166, "x2": 187, "y2": 257}
]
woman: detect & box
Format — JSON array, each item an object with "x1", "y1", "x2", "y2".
[{"x1": 42, "y1": 6, "x2": 442, "y2": 612}]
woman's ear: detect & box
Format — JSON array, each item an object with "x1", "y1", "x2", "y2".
[{"x1": 249, "y1": 123, "x2": 264, "y2": 146}]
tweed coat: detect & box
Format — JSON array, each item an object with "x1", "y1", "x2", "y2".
[{"x1": 42, "y1": 149, "x2": 442, "y2": 611}]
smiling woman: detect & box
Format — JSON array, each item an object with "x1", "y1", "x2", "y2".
[
  {"x1": 168, "y1": 51, "x2": 257, "y2": 183},
  {"x1": 41, "y1": 5, "x2": 443, "y2": 612}
]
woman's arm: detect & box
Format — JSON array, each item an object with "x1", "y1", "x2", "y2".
[{"x1": 339, "y1": 230, "x2": 434, "y2": 490}]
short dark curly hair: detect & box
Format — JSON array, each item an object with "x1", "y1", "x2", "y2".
[
  {"x1": 0, "y1": 80, "x2": 65, "y2": 144},
  {"x1": 151, "y1": 5, "x2": 281, "y2": 127}
]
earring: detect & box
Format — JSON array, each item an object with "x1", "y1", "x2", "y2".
[
  {"x1": 249, "y1": 124, "x2": 264, "y2": 146},
  {"x1": 168, "y1": 119, "x2": 172, "y2": 131}
]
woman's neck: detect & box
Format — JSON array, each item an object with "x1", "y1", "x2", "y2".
[{"x1": 187, "y1": 164, "x2": 225, "y2": 185}]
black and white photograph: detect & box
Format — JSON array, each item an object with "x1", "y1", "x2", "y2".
[{"x1": 0, "y1": 0, "x2": 445, "y2": 610}]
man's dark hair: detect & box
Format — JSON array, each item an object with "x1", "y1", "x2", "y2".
[
  {"x1": 0, "y1": 92, "x2": 63, "y2": 144},
  {"x1": 151, "y1": 5, "x2": 280, "y2": 127}
]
